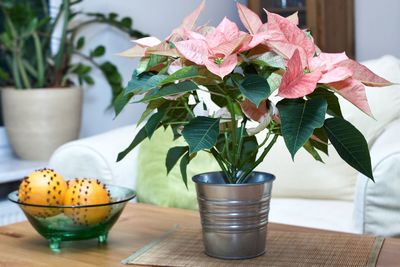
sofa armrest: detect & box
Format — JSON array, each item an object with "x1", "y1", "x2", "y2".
[
  {"x1": 48, "y1": 125, "x2": 140, "y2": 189},
  {"x1": 353, "y1": 120, "x2": 400, "y2": 236}
]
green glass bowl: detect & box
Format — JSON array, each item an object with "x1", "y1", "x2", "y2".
[{"x1": 8, "y1": 184, "x2": 135, "y2": 251}]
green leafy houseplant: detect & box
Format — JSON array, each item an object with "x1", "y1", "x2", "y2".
[
  {"x1": 115, "y1": 2, "x2": 392, "y2": 185},
  {"x1": 0, "y1": 0, "x2": 147, "y2": 102},
  {"x1": 0, "y1": 0, "x2": 148, "y2": 160}
]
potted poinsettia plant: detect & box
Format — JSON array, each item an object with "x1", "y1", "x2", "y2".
[
  {"x1": 0, "y1": 0, "x2": 146, "y2": 160},
  {"x1": 115, "y1": 2, "x2": 392, "y2": 259}
]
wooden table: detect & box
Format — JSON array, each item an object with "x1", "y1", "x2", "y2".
[{"x1": 0, "y1": 203, "x2": 399, "y2": 266}]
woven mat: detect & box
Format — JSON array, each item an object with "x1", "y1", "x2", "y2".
[{"x1": 123, "y1": 227, "x2": 384, "y2": 267}]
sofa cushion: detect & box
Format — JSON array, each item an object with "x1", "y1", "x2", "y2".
[
  {"x1": 270, "y1": 198, "x2": 356, "y2": 233},
  {"x1": 136, "y1": 127, "x2": 219, "y2": 209},
  {"x1": 49, "y1": 125, "x2": 139, "y2": 189},
  {"x1": 354, "y1": 120, "x2": 400, "y2": 236},
  {"x1": 256, "y1": 137, "x2": 358, "y2": 200}
]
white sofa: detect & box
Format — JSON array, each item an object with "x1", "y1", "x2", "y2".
[{"x1": 49, "y1": 55, "x2": 400, "y2": 236}]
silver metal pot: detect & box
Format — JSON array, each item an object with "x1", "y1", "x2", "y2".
[{"x1": 193, "y1": 171, "x2": 275, "y2": 259}]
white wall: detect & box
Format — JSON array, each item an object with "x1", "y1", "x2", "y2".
[
  {"x1": 355, "y1": 0, "x2": 400, "y2": 61},
  {"x1": 51, "y1": 0, "x2": 245, "y2": 137}
]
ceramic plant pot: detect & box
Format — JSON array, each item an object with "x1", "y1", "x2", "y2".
[
  {"x1": 1, "y1": 87, "x2": 82, "y2": 160},
  {"x1": 193, "y1": 171, "x2": 275, "y2": 259}
]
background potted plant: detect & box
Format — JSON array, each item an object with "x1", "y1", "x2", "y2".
[
  {"x1": 115, "y1": 2, "x2": 392, "y2": 260},
  {"x1": 0, "y1": 0, "x2": 146, "y2": 160},
  {"x1": 0, "y1": 67, "x2": 9, "y2": 158},
  {"x1": 0, "y1": 2, "x2": 15, "y2": 158},
  {"x1": 0, "y1": 55, "x2": 8, "y2": 157}
]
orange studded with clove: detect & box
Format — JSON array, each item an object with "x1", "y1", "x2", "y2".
[
  {"x1": 18, "y1": 168, "x2": 68, "y2": 217},
  {"x1": 64, "y1": 178, "x2": 111, "y2": 226}
]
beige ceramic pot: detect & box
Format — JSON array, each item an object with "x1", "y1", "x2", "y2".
[{"x1": 1, "y1": 87, "x2": 82, "y2": 160}]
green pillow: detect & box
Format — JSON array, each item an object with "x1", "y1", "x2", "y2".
[{"x1": 136, "y1": 127, "x2": 220, "y2": 210}]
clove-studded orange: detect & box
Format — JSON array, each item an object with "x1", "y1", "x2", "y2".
[
  {"x1": 64, "y1": 178, "x2": 111, "y2": 225},
  {"x1": 18, "y1": 168, "x2": 68, "y2": 217}
]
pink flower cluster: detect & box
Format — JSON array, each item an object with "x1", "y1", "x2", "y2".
[{"x1": 121, "y1": 1, "x2": 391, "y2": 117}]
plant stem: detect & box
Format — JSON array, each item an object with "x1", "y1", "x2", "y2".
[
  {"x1": 16, "y1": 49, "x2": 31, "y2": 88},
  {"x1": 23, "y1": 59, "x2": 38, "y2": 78},
  {"x1": 68, "y1": 18, "x2": 144, "y2": 38},
  {"x1": 163, "y1": 121, "x2": 189, "y2": 125},
  {"x1": 235, "y1": 118, "x2": 247, "y2": 173},
  {"x1": 193, "y1": 91, "x2": 200, "y2": 103},
  {"x1": 54, "y1": 0, "x2": 69, "y2": 72},
  {"x1": 48, "y1": 3, "x2": 64, "y2": 44},
  {"x1": 183, "y1": 101, "x2": 195, "y2": 118},
  {"x1": 237, "y1": 124, "x2": 272, "y2": 173},
  {"x1": 11, "y1": 52, "x2": 22, "y2": 89},
  {"x1": 223, "y1": 131, "x2": 232, "y2": 163},
  {"x1": 257, "y1": 124, "x2": 274, "y2": 148},
  {"x1": 226, "y1": 98, "x2": 237, "y2": 178},
  {"x1": 68, "y1": 19, "x2": 99, "y2": 33},
  {"x1": 236, "y1": 135, "x2": 279, "y2": 184},
  {"x1": 32, "y1": 33, "x2": 45, "y2": 87},
  {"x1": 41, "y1": 0, "x2": 49, "y2": 16},
  {"x1": 64, "y1": 51, "x2": 102, "y2": 86},
  {"x1": 3, "y1": 10, "x2": 17, "y2": 38},
  {"x1": 196, "y1": 88, "x2": 225, "y2": 97},
  {"x1": 73, "y1": 51, "x2": 101, "y2": 68},
  {"x1": 3, "y1": 7, "x2": 22, "y2": 88},
  {"x1": 215, "y1": 84, "x2": 227, "y2": 95},
  {"x1": 210, "y1": 148, "x2": 233, "y2": 183}
]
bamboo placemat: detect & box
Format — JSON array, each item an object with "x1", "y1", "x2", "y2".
[{"x1": 123, "y1": 227, "x2": 384, "y2": 267}]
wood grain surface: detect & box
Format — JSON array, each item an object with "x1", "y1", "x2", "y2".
[{"x1": 0, "y1": 203, "x2": 398, "y2": 267}]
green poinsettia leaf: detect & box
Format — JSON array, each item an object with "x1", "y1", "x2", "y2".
[
  {"x1": 277, "y1": 98, "x2": 328, "y2": 159},
  {"x1": 303, "y1": 140, "x2": 324, "y2": 163},
  {"x1": 148, "y1": 54, "x2": 168, "y2": 69},
  {"x1": 312, "y1": 127, "x2": 329, "y2": 155},
  {"x1": 182, "y1": 116, "x2": 220, "y2": 154},
  {"x1": 253, "y1": 52, "x2": 286, "y2": 69},
  {"x1": 145, "y1": 111, "x2": 164, "y2": 139},
  {"x1": 179, "y1": 152, "x2": 190, "y2": 189},
  {"x1": 125, "y1": 72, "x2": 167, "y2": 95},
  {"x1": 137, "y1": 108, "x2": 154, "y2": 126},
  {"x1": 308, "y1": 87, "x2": 343, "y2": 118},
  {"x1": 136, "y1": 58, "x2": 150, "y2": 75},
  {"x1": 324, "y1": 117, "x2": 373, "y2": 180},
  {"x1": 139, "y1": 80, "x2": 198, "y2": 102},
  {"x1": 113, "y1": 91, "x2": 133, "y2": 116},
  {"x1": 159, "y1": 66, "x2": 203, "y2": 86},
  {"x1": 137, "y1": 99, "x2": 167, "y2": 126},
  {"x1": 266, "y1": 72, "x2": 282, "y2": 92},
  {"x1": 166, "y1": 146, "x2": 189, "y2": 174},
  {"x1": 238, "y1": 135, "x2": 259, "y2": 170},
  {"x1": 235, "y1": 74, "x2": 271, "y2": 107},
  {"x1": 128, "y1": 71, "x2": 152, "y2": 85},
  {"x1": 117, "y1": 126, "x2": 147, "y2": 162}
]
